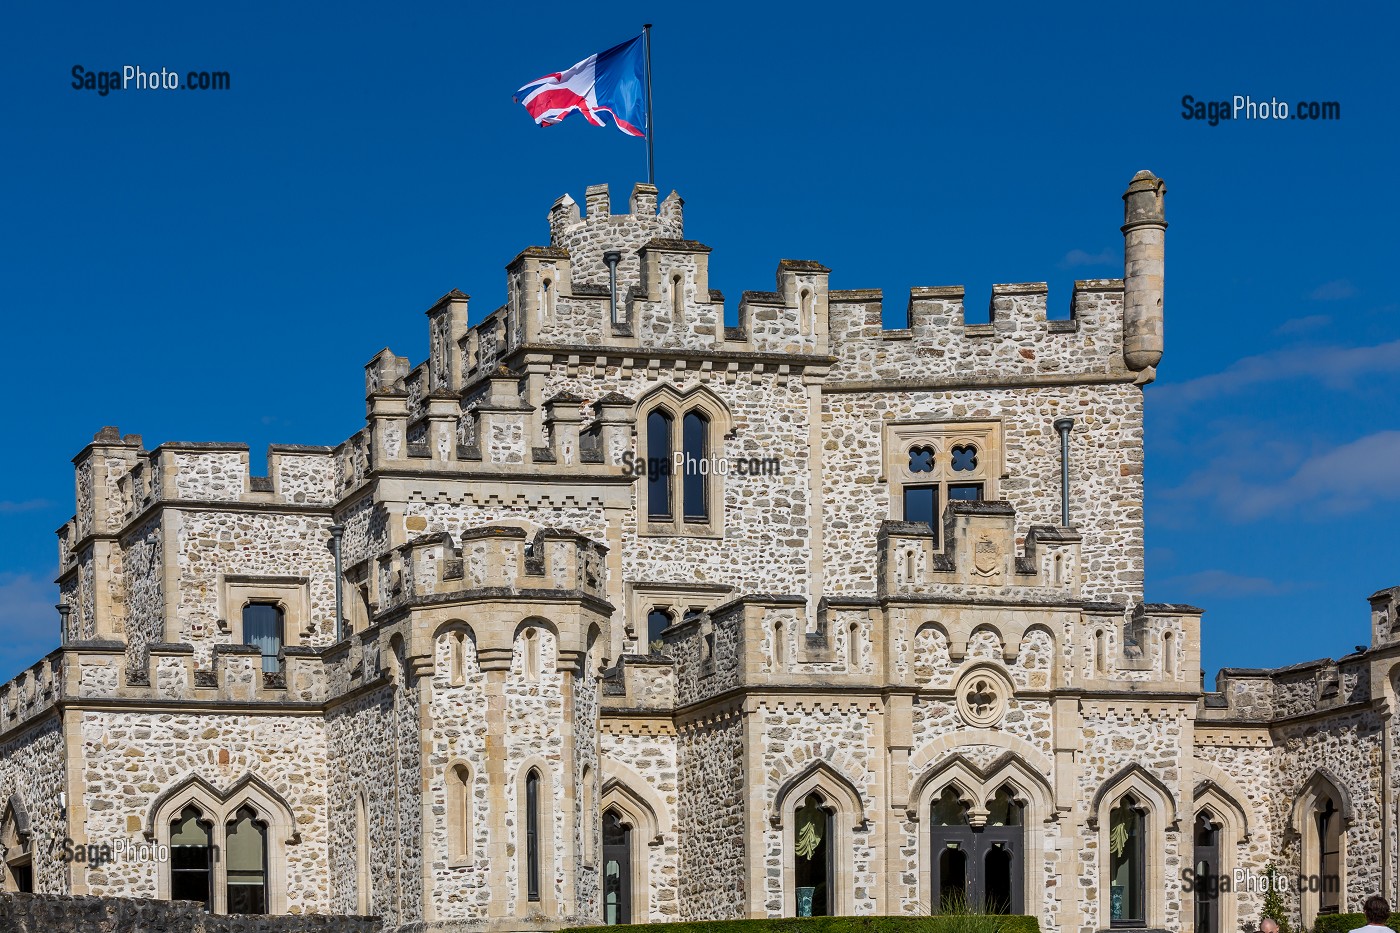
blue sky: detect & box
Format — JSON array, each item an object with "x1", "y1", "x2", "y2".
[{"x1": 1, "y1": 1, "x2": 1395, "y2": 684}]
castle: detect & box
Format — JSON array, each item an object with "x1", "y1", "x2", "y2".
[{"x1": 2, "y1": 172, "x2": 1398, "y2": 933}]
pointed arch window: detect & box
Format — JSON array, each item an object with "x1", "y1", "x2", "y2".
[
  {"x1": 1317, "y1": 796, "x2": 1341, "y2": 914},
  {"x1": 170, "y1": 805, "x2": 214, "y2": 910},
  {"x1": 682, "y1": 411, "x2": 709, "y2": 521},
  {"x1": 638, "y1": 389, "x2": 730, "y2": 536},
  {"x1": 225, "y1": 806, "x2": 268, "y2": 915},
  {"x1": 1, "y1": 803, "x2": 33, "y2": 893},
  {"x1": 602, "y1": 808, "x2": 632, "y2": 924},
  {"x1": 1193, "y1": 812, "x2": 1221, "y2": 933},
  {"x1": 646, "y1": 410, "x2": 673, "y2": 520},
  {"x1": 1107, "y1": 795, "x2": 1145, "y2": 926},
  {"x1": 793, "y1": 792, "x2": 833, "y2": 917},
  {"x1": 525, "y1": 769, "x2": 542, "y2": 902}
]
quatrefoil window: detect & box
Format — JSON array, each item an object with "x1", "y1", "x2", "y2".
[
  {"x1": 967, "y1": 679, "x2": 997, "y2": 716},
  {"x1": 950, "y1": 445, "x2": 978, "y2": 472},
  {"x1": 908, "y1": 445, "x2": 936, "y2": 473},
  {"x1": 955, "y1": 666, "x2": 1011, "y2": 728}
]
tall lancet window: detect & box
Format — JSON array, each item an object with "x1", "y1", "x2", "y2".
[
  {"x1": 525, "y1": 769, "x2": 542, "y2": 903},
  {"x1": 647, "y1": 410, "x2": 673, "y2": 520},
  {"x1": 682, "y1": 411, "x2": 709, "y2": 522}
]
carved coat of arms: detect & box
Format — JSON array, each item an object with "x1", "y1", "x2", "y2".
[{"x1": 972, "y1": 534, "x2": 1002, "y2": 578}]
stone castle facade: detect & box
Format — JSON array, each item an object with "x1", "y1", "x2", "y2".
[{"x1": 2, "y1": 172, "x2": 1398, "y2": 933}]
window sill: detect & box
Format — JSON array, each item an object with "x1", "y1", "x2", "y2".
[{"x1": 639, "y1": 521, "x2": 724, "y2": 540}]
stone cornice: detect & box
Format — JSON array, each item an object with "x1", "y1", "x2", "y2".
[{"x1": 822, "y1": 372, "x2": 1141, "y2": 394}]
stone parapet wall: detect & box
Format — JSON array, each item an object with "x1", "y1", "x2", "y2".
[{"x1": 0, "y1": 893, "x2": 380, "y2": 933}]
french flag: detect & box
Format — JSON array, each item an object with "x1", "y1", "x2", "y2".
[{"x1": 513, "y1": 35, "x2": 648, "y2": 137}]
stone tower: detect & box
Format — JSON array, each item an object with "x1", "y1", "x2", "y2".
[{"x1": 1121, "y1": 169, "x2": 1166, "y2": 380}]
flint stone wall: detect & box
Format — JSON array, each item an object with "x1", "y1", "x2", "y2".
[
  {"x1": 77, "y1": 709, "x2": 330, "y2": 911},
  {"x1": 675, "y1": 713, "x2": 746, "y2": 919},
  {"x1": 0, "y1": 717, "x2": 66, "y2": 893},
  {"x1": 0, "y1": 892, "x2": 379, "y2": 933},
  {"x1": 823, "y1": 384, "x2": 1144, "y2": 604}
]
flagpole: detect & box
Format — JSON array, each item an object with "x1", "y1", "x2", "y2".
[{"x1": 643, "y1": 23, "x2": 655, "y2": 187}]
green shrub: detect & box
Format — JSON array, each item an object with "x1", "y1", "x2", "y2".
[
  {"x1": 574, "y1": 915, "x2": 1040, "y2": 933},
  {"x1": 1260, "y1": 863, "x2": 1292, "y2": 933},
  {"x1": 1311, "y1": 913, "x2": 1400, "y2": 933}
]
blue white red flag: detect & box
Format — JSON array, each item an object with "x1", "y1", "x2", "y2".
[{"x1": 513, "y1": 35, "x2": 648, "y2": 137}]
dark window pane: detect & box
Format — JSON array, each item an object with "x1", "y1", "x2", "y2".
[
  {"x1": 1108, "y1": 797, "x2": 1144, "y2": 924},
  {"x1": 526, "y1": 771, "x2": 541, "y2": 902},
  {"x1": 9, "y1": 861, "x2": 32, "y2": 893},
  {"x1": 226, "y1": 806, "x2": 267, "y2": 915},
  {"x1": 1319, "y1": 798, "x2": 1340, "y2": 912},
  {"x1": 984, "y1": 844, "x2": 1013, "y2": 914},
  {"x1": 242, "y1": 603, "x2": 284, "y2": 674},
  {"x1": 938, "y1": 847, "x2": 967, "y2": 910},
  {"x1": 647, "y1": 610, "x2": 670, "y2": 647},
  {"x1": 904, "y1": 486, "x2": 938, "y2": 544},
  {"x1": 169, "y1": 806, "x2": 212, "y2": 911},
  {"x1": 793, "y1": 793, "x2": 831, "y2": 917},
  {"x1": 647, "y1": 411, "x2": 673, "y2": 520},
  {"x1": 948, "y1": 483, "x2": 983, "y2": 502},
  {"x1": 683, "y1": 412, "x2": 709, "y2": 522},
  {"x1": 602, "y1": 809, "x2": 631, "y2": 924}
]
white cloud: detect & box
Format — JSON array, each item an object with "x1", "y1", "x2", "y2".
[
  {"x1": 0, "y1": 573, "x2": 60, "y2": 681},
  {"x1": 1274, "y1": 314, "x2": 1331, "y2": 336},
  {"x1": 1309, "y1": 279, "x2": 1356, "y2": 301},
  {"x1": 1155, "y1": 339, "x2": 1400, "y2": 408},
  {"x1": 1163, "y1": 430, "x2": 1400, "y2": 523},
  {"x1": 1059, "y1": 247, "x2": 1117, "y2": 269},
  {"x1": 0, "y1": 499, "x2": 50, "y2": 514},
  {"x1": 1227, "y1": 430, "x2": 1400, "y2": 520},
  {"x1": 1155, "y1": 569, "x2": 1299, "y2": 597}
]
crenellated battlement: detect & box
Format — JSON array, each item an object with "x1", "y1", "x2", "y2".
[
  {"x1": 374, "y1": 525, "x2": 608, "y2": 616},
  {"x1": 548, "y1": 181, "x2": 684, "y2": 287},
  {"x1": 877, "y1": 501, "x2": 1084, "y2": 600},
  {"x1": 1203, "y1": 652, "x2": 1372, "y2": 723},
  {"x1": 826, "y1": 279, "x2": 1128, "y2": 385},
  {"x1": 59, "y1": 428, "x2": 336, "y2": 573},
  {"x1": 0, "y1": 651, "x2": 63, "y2": 739}
]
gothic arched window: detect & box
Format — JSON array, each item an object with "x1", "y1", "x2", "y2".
[
  {"x1": 525, "y1": 769, "x2": 542, "y2": 903},
  {"x1": 1107, "y1": 795, "x2": 1145, "y2": 925},
  {"x1": 793, "y1": 792, "x2": 833, "y2": 917},
  {"x1": 224, "y1": 806, "x2": 268, "y2": 915},
  {"x1": 602, "y1": 808, "x2": 632, "y2": 924},
  {"x1": 646, "y1": 409, "x2": 674, "y2": 520},
  {"x1": 1317, "y1": 796, "x2": 1341, "y2": 914},
  {"x1": 1, "y1": 803, "x2": 33, "y2": 893},
  {"x1": 682, "y1": 411, "x2": 709, "y2": 522},
  {"x1": 169, "y1": 805, "x2": 214, "y2": 911}
]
